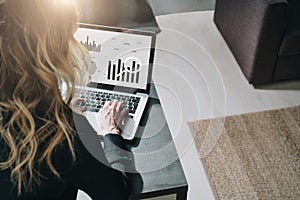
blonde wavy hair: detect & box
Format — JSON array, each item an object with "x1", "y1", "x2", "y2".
[{"x1": 0, "y1": 0, "x2": 90, "y2": 194}]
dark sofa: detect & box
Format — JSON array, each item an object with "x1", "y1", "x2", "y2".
[{"x1": 214, "y1": 0, "x2": 300, "y2": 86}]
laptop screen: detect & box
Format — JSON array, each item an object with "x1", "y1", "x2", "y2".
[{"x1": 74, "y1": 24, "x2": 154, "y2": 91}]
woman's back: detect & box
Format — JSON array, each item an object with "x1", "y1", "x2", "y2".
[
  {"x1": 0, "y1": 0, "x2": 131, "y2": 199},
  {"x1": 0, "y1": 111, "x2": 130, "y2": 200}
]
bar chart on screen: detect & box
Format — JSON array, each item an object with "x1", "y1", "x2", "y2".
[
  {"x1": 80, "y1": 35, "x2": 101, "y2": 52},
  {"x1": 107, "y1": 57, "x2": 142, "y2": 84}
]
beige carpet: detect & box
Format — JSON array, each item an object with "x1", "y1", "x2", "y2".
[{"x1": 189, "y1": 106, "x2": 300, "y2": 200}]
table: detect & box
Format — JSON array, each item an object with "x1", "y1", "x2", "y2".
[
  {"x1": 128, "y1": 84, "x2": 188, "y2": 200},
  {"x1": 152, "y1": 11, "x2": 300, "y2": 200},
  {"x1": 77, "y1": 84, "x2": 188, "y2": 200}
]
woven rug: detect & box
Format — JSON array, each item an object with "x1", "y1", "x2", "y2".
[{"x1": 189, "y1": 106, "x2": 300, "y2": 200}]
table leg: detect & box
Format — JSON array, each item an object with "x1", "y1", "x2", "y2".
[{"x1": 176, "y1": 190, "x2": 187, "y2": 200}]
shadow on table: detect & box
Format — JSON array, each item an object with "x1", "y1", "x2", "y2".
[{"x1": 126, "y1": 97, "x2": 161, "y2": 198}]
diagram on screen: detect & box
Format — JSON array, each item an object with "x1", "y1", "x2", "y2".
[
  {"x1": 74, "y1": 27, "x2": 152, "y2": 90},
  {"x1": 107, "y1": 57, "x2": 142, "y2": 84},
  {"x1": 80, "y1": 35, "x2": 101, "y2": 52}
]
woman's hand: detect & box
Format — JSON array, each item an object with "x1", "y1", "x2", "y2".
[
  {"x1": 99, "y1": 101, "x2": 128, "y2": 135},
  {"x1": 71, "y1": 98, "x2": 86, "y2": 112}
]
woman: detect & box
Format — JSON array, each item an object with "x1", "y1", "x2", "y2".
[{"x1": 0, "y1": 0, "x2": 131, "y2": 199}]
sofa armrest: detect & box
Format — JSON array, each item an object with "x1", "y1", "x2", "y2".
[{"x1": 214, "y1": 0, "x2": 288, "y2": 85}]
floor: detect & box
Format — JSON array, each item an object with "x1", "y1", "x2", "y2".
[{"x1": 153, "y1": 11, "x2": 300, "y2": 200}]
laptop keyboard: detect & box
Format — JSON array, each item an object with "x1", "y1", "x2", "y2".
[{"x1": 75, "y1": 89, "x2": 140, "y2": 114}]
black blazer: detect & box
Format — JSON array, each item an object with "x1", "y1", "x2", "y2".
[{"x1": 0, "y1": 111, "x2": 131, "y2": 200}]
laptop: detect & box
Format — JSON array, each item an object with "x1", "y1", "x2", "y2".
[{"x1": 72, "y1": 23, "x2": 156, "y2": 140}]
